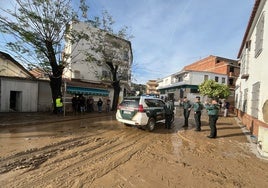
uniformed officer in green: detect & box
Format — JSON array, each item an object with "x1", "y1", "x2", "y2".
[
  {"x1": 181, "y1": 97, "x2": 192, "y2": 127},
  {"x1": 164, "y1": 99, "x2": 174, "y2": 129},
  {"x1": 205, "y1": 98, "x2": 220, "y2": 138},
  {"x1": 192, "y1": 96, "x2": 203, "y2": 131}
]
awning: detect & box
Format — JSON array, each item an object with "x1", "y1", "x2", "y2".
[{"x1": 66, "y1": 86, "x2": 109, "y2": 96}]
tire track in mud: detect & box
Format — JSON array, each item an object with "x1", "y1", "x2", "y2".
[
  {"x1": 0, "y1": 129, "x2": 126, "y2": 174},
  {"x1": 3, "y1": 127, "x2": 158, "y2": 187},
  {"x1": 30, "y1": 130, "x2": 151, "y2": 187}
]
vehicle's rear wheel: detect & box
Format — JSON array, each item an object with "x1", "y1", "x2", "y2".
[
  {"x1": 147, "y1": 118, "x2": 156, "y2": 131},
  {"x1": 124, "y1": 123, "x2": 131, "y2": 127}
]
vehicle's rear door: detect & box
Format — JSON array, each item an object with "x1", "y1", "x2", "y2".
[
  {"x1": 118, "y1": 98, "x2": 139, "y2": 120},
  {"x1": 154, "y1": 99, "x2": 166, "y2": 120}
]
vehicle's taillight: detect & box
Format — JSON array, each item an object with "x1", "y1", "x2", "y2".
[{"x1": 138, "y1": 104, "x2": 144, "y2": 112}]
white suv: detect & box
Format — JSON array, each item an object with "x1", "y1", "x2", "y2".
[{"x1": 116, "y1": 96, "x2": 171, "y2": 131}]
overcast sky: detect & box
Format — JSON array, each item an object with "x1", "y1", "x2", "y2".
[{"x1": 0, "y1": 0, "x2": 255, "y2": 84}]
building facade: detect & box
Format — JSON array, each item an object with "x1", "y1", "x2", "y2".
[
  {"x1": 157, "y1": 55, "x2": 237, "y2": 102},
  {"x1": 184, "y1": 55, "x2": 239, "y2": 104},
  {"x1": 64, "y1": 22, "x2": 133, "y2": 108},
  {"x1": 146, "y1": 80, "x2": 159, "y2": 95},
  {"x1": 157, "y1": 70, "x2": 228, "y2": 102},
  {"x1": 235, "y1": 0, "x2": 268, "y2": 156},
  {"x1": 0, "y1": 51, "x2": 52, "y2": 112}
]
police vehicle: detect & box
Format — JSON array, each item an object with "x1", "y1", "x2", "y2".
[{"x1": 116, "y1": 95, "x2": 174, "y2": 131}]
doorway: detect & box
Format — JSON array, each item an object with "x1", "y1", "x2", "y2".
[{"x1": 10, "y1": 91, "x2": 22, "y2": 111}]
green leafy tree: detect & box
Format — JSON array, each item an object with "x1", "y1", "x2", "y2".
[
  {"x1": 199, "y1": 79, "x2": 230, "y2": 99},
  {"x1": 0, "y1": 0, "x2": 132, "y2": 112}
]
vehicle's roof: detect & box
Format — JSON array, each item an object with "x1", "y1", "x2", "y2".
[{"x1": 124, "y1": 96, "x2": 163, "y2": 100}]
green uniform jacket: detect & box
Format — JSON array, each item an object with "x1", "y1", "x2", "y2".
[
  {"x1": 182, "y1": 101, "x2": 192, "y2": 109},
  {"x1": 205, "y1": 104, "x2": 219, "y2": 115},
  {"x1": 193, "y1": 102, "x2": 203, "y2": 112},
  {"x1": 164, "y1": 101, "x2": 174, "y2": 115}
]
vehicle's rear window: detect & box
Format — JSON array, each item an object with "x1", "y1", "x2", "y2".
[
  {"x1": 120, "y1": 98, "x2": 139, "y2": 108},
  {"x1": 145, "y1": 99, "x2": 165, "y2": 107}
]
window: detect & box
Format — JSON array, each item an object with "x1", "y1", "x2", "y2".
[
  {"x1": 229, "y1": 78, "x2": 234, "y2": 85},
  {"x1": 73, "y1": 70, "x2": 80, "y2": 79},
  {"x1": 156, "y1": 100, "x2": 165, "y2": 107},
  {"x1": 251, "y1": 82, "x2": 260, "y2": 118},
  {"x1": 222, "y1": 77, "x2": 226, "y2": 84},
  {"x1": 215, "y1": 76, "x2": 219, "y2": 82},
  {"x1": 102, "y1": 70, "x2": 111, "y2": 80},
  {"x1": 255, "y1": 13, "x2": 265, "y2": 58},
  {"x1": 190, "y1": 89, "x2": 199, "y2": 93},
  {"x1": 246, "y1": 40, "x2": 251, "y2": 51},
  {"x1": 229, "y1": 66, "x2": 234, "y2": 73},
  {"x1": 243, "y1": 88, "x2": 248, "y2": 112},
  {"x1": 204, "y1": 75, "x2": 208, "y2": 81},
  {"x1": 178, "y1": 76, "x2": 183, "y2": 82}
]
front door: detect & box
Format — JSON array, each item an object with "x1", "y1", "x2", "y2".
[{"x1": 10, "y1": 91, "x2": 22, "y2": 112}]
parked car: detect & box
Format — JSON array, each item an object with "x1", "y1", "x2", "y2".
[{"x1": 116, "y1": 96, "x2": 174, "y2": 131}]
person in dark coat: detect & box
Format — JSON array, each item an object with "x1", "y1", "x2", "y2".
[
  {"x1": 181, "y1": 97, "x2": 192, "y2": 127},
  {"x1": 164, "y1": 99, "x2": 174, "y2": 129},
  {"x1": 79, "y1": 95, "x2": 86, "y2": 114},
  {"x1": 87, "y1": 97, "x2": 94, "y2": 112},
  {"x1": 72, "y1": 96, "x2": 78, "y2": 114},
  {"x1": 192, "y1": 96, "x2": 204, "y2": 131},
  {"x1": 97, "y1": 98, "x2": 103, "y2": 113}
]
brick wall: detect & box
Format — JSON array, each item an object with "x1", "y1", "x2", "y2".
[
  {"x1": 183, "y1": 55, "x2": 231, "y2": 75},
  {"x1": 236, "y1": 108, "x2": 268, "y2": 136}
]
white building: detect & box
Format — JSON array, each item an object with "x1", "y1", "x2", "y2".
[
  {"x1": 157, "y1": 70, "x2": 227, "y2": 102},
  {"x1": 0, "y1": 51, "x2": 52, "y2": 112},
  {"x1": 64, "y1": 22, "x2": 133, "y2": 108},
  {"x1": 235, "y1": 0, "x2": 268, "y2": 156}
]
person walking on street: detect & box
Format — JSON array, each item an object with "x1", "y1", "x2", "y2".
[
  {"x1": 164, "y1": 99, "x2": 174, "y2": 129},
  {"x1": 205, "y1": 98, "x2": 220, "y2": 139},
  {"x1": 223, "y1": 100, "x2": 230, "y2": 117},
  {"x1": 181, "y1": 97, "x2": 192, "y2": 127},
  {"x1": 87, "y1": 97, "x2": 94, "y2": 112},
  {"x1": 192, "y1": 96, "x2": 203, "y2": 131},
  {"x1": 97, "y1": 98, "x2": 103, "y2": 113},
  {"x1": 106, "y1": 98, "x2": 111, "y2": 112},
  {"x1": 79, "y1": 95, "x2": 86, "y2": 114},
  {"x1": 72, "y1": 96, "x2": 78, "y2": 115}
]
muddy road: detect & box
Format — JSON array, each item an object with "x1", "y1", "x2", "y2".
[{"x1": 0, "y1": 114, "x2": 268, "y2": 188}]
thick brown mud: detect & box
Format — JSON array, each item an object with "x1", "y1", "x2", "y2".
[{"x1": 0, "y1": 114, "x2": 268, "y2": 188}]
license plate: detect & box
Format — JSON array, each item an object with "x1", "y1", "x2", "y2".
[{"x1": 124, "y1": 111, "x2": 131, "y2": 114}]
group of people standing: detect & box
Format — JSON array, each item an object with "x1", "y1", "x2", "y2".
[
  {"x1": 71, "y1": 95, "x2": 111, "y2": 114},
  {"x1": 166, "y1": 96, "x2": 222, "y2": 139}
]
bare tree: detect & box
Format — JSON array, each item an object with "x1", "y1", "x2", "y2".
[{"x1": 0, "y1": 0, "x2": 133, "y2": 112}]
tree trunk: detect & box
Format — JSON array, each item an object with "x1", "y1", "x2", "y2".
[
  {"x1": 49, "y1": 75, "x2": 63, "y2": 113},
  {"x1": 112, "y1": 80, "x2": 120, "y2": 111},
  {"x1": 106, "y1": 62, "x2": 120, "y2": 111},
  {"x1": 46, "y1": 40, "x2": 64, "y2": 113}
]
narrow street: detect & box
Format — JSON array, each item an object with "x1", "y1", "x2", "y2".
[{"x1": 0, "y1": 111, "x2": 268, "y2": 188}]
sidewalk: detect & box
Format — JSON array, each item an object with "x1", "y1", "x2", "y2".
[{"x1": 0, "y1": 111, "x2": 115, "y2": 127}]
